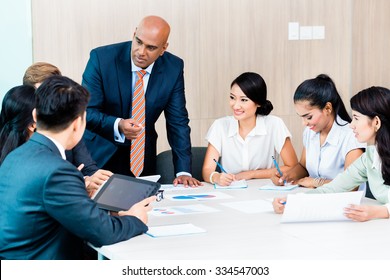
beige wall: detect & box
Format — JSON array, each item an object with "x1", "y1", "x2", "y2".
[{"x1": 31, "y1": 0, "x2": 390, "y2": 156}]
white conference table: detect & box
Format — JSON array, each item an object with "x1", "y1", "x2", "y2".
[{"x1": 90, "y1": 179, "x2": 390, "y2": 260}]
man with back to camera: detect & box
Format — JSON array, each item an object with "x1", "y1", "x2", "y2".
[
  {"x1": 82, "y1": 15, "x2": 202, "y2": 187},
  {"x1": 0, "y1": 76, "x2": 155, "y2": 259}
]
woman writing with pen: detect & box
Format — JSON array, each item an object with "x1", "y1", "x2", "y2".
[
  {"x1": 202, "y1": 72, "x2": 298, "y2": 186},
  {"x1": 274, "y1": 86, "x2": 390, "y2": 222},
  {"x1": 271, "y1": 74, "x2": 365, "y2": 188}
]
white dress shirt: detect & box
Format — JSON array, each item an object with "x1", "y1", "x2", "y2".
[
  {"x1": 304, "y1": 116, "x2": 365, "y2": 179},
  {"x1": 206, "y1": 115, "x2": 292, "y2": 174}
]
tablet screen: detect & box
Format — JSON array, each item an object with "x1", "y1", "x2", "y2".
[{"x1": 94, "y1": 175, "x2": 160, "y2": 211}]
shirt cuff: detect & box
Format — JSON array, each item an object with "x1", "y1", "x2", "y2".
[
  {"x1": 114, "y1": 118, "x2": 125, "y2": 143},
  {"x1": 176, "y1": 171, "x2": 192, "y2": 178}
]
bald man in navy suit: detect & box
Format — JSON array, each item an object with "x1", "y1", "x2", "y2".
[{"x1": 82, "y1": 15, "x2": 202, "y2": 187}]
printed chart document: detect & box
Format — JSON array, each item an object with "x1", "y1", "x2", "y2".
[
  {"x1": 165, "y1": 191, "x2": 233, "y2": 201},
  {"x1": 281, "y1": 191, "x2": 364, "y2": 223},
  {"x1": 160, "y1": 184, "x2": 193, "y2": 192},
  {"x1": 151, "y1": 204, "x2": 219, "y2": 216},
  {"x1": 214, "y1": 179, "x2": 248, "y2": 189},
  {"x1": 146, "y1": 223, "x2": 206, "y2": 238}
]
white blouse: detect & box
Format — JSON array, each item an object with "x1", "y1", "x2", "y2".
[
  {"x1": 205, "y1": 115, "x2": 292, "y2": 174},
  {"x1": 304, "y1": 116, "x2": 365, "y2": 179}
]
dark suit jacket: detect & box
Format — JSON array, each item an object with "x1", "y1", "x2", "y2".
[
  {"x1": 82, "y1": 41, "x2": 192, "y2": 176},
  {"x1": 0, "y1": 133, "x2": 148, "y2": 260},
  {"x1": 65, "y1": 139, "x2": 99, "y2": 176}
]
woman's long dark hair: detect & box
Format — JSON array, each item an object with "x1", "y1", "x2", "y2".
[
  {"x1": 293, "y1": 74, "x2": 351, "y2": 125},
  {"x1": 0, "y1": 85, "x2": 36, "y2": 165},
  {"x1": 231, "y1": 72, "x2": 273, "y2": 116},
  {"x1": 350, "y1": 86, "x2": 390, "y2": 185}
]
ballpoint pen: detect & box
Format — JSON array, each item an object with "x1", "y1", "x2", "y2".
[
  {"x1": 213, "y1": 159, "x2": 227, "y2": 173},
  {"x1": 272, "y1": 156, "x2": 283, "y2": 177},
  {"x1": 272, "y1": 156, "x2": 287, "y2": 184}
]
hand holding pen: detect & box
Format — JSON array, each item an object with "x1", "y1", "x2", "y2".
[
  {"x1": 272, "y1": 197, "x2": 287, "y2": 214},
  {"x1": 271, "y1": 156, "x2": 288, "y2": 185},
  {"x1": 212, "y1": 159, "x2": 235, "y2": 186}
]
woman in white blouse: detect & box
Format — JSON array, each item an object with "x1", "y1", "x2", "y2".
[
  {"x1": 271, "y1": 74, "x2": 364, "y2": 188},
  {"x1": 274, "y1": 86, "x2": 390, "y2": 222},
  {"x1": 202, "y1": 72, "x2": 298, "y2": 186}
]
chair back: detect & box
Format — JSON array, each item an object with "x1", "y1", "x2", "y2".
[{"x1": 155, "y1": 147, "x2": 207, "y2": 184}]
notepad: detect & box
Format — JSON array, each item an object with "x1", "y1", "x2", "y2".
[
  {"x1": 214, "y1": 179, "x2": 248, "y2": 189},
  {"x1": 281, "y1": 191, "x2": 364, "y2": 223},
  {"x1": 146, "y1": 223, "x2": 206, "y2": 238}
]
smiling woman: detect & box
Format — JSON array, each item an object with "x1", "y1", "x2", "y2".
[
  {"x1": 271, "y1": 74, "x2": 365, "y2": 188},
  {"x1": 274, "y1": 86, "x2": 390, "y2": 222},
  {"x1": 202, "y1": 72, "x2": 298, "y2": 186}
]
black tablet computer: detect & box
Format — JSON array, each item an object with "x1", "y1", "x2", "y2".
[{"x1": 93, "y1": 174, "x2": 161, "y2": 212}]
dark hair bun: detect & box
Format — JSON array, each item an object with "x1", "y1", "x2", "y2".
[{"x1": 256, "y1": 100, "x2": 273, "y2": 115}]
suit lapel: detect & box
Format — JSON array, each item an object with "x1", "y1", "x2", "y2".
[
  {"x1": 146, "y1": 58, "x2": 164, "y2": 109},
  {"x1": 116, "y1": 42, "x2": 132, "y2": 117}
]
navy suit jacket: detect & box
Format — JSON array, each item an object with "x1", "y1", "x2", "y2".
[
  {"x1": 0, "y1": 133, "x2": 147, "y2": 260},
  {"x1": 82, "y1": 41, "x2": 192, "y2": 176},
  {"x1": 65, "y1": 139, "x2": 99, "y2": 176}
]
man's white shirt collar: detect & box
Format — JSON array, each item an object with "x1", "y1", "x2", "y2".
[
  {"x1": 131, "y1": 60, "x2": 154, "y2": 74},
  {"x1": 45, "y1": 135, "x2": 66, "y2": 160}
]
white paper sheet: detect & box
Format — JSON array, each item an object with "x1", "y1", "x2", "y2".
[
  {"x1": 146, "y1": 223, "x2": 206, "y2": 238},
  {"x1": 220, "y1": 199, "x2": 274, "y2": 213},
  {"x1": 259, "y1": 184, "x2": 298, "y2": 191},
  {"x1": 281, "y1": 191, "x2": 364, "y2": 223},
  {"x1": 136, "y1": 175, "x2": 161, "y2": 182},
  {"x1": 214, "y1": 179, "x2": 248, "y2": 189}
]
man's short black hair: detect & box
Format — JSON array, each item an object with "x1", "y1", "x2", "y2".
[{"x1": 35, "y1": 76, "x2": 90, "y2": 132}]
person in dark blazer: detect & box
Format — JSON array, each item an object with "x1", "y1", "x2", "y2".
[
  {"x1": 23, "y1": 62, "x2": 113, "y2": 195},
  {"x1": 0, "y1": 76, "x2": 155, "y2": 259},
  {"x1": 0, "y1": 85, "x2": 36, "y2": 165},
  {"x1": 82, "y1": 15, "x2": 201, "y2": 187}
]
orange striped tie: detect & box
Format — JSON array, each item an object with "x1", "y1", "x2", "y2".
[{"x1": 130, "y1": 70, "x2": 146, "y2": 176}]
